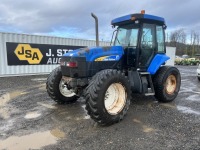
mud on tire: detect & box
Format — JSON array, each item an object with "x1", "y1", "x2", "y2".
[
  {"x1": 84, "y1": 69, "x2": 131, "y2": 125},
  {"x1": 153, "y1": 66, "x2": 181, "y2": 102},
  {"x1": 46, "y1": 66, "x2": 78, "y2": 104}
]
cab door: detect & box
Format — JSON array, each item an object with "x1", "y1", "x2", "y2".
[{"x1": 139, "y1": 23, "x2": 156, "y2": 68}]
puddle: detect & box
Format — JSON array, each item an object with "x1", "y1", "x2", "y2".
[
  {"x1": 81, "y1": 105, "x2": 90, "y2": 120},
  {"x1": 160, "y1": 103, "x2": 177, "y2": 109},
  {"x1": 0, "y1": 107, "x2": 10, "y2": 119},
  {"x1": 24, "y1": 111, "x2": 41, "y2": 119},
  {"x1": 37, "y1": 83, "x2": 46, "y2": 91},
  {"x1": 81, "y1": 105, "x2": 87, "y2": 111},
  {"x1": 50, "y1": 128, "x2": 65, "y2": 138},
  {"x1": 179, "y1": 81, "x2": 200, "y2": 94},
  {"x1": 186, "y1": 95, "x2": 200, "y2": 102},
  {"x1": 75, "y1": 117, "x2": 81, "y2": 121},
  {"x1": 37, "y1": 102, "x2": 56, "y2": 109},
  {"x1": 0, "y1": 119, "x2": 15, "y2": 132},
  {"x1": 133, "y1": 119, "x2": 142, "y2": 124},
  {"x1": 84, "y1": 115, "x2": 90, "y2": 119},
  {"x1": 179, "y1": 88, "x2": 200, "y2": 94},
  {"x1": 133, "y1": 118, "x2": 155, "y2": 133},
  {"x1": 38, "y1": 86, "x2": 46, "y2": 90},
  {"x1": 181, "y1": 79, "x2": 189, "y2": 82},
  {"x1": 0, "y1": 90, "x2": 23, "y2": 106},
  {"x1": 31, "y1": 78, "x2": 47, "y2": 81},
  {"x1": 0, "y1": 131, "x2": 58, "y2": 150},
  {"x1": 177, "y1": 106, "x2": 200, "y2": 115},
  {"x1": 0, "y1": 90, "x2": 25, "y2": 119},
  {"x1": 142, "y1": 125, "x2": 155, "y2": 133},
  {"x1": 180, "y1": 72, "x2": 196, "y2": 77},
  {"x1": 147, "y1": 101, "x2": 158, "y2": 109}
]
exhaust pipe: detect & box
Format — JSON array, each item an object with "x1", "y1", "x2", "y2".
[{"x1": 91, "y1": 13, "x2": 99, "y2": 47}]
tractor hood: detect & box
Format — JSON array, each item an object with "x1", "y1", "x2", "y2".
[{"x1": 62, "y1": 46, "x2": 124, "y2": 62}]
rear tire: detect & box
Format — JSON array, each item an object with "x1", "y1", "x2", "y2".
[
  {"x1": 84, "y1": 69, "x2": 131, "y2": 125},
  {"x1": 198, "y1": 77, "x2": 200, "y2": 81},
  {"x1": 153, "y1": 66, "x2": 181, "y2": 102},
  {"x1": 46, "y1": 67, "x2": 78, "y2": 104}
]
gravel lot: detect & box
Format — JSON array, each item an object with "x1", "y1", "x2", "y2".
[{"x1": 0, "y1": 66, "x2": 199, "y2": 150}]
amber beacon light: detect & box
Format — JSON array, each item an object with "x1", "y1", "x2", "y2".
[{"x1": 141, "y1": 10, "x2": 145, "y2": 14}]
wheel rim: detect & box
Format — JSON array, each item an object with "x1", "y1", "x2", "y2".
[
  {"x1": 165, "y1": 75, "x2": 177, "y2": 94},
  {"x1": 104, "y1": 83, "x2": 126, "y2": 115},
  {"x1": 59, "y1": 79, "x2": 76, "y2": 97}
]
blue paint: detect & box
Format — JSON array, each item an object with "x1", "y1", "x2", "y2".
[
  {"x1": 147, "y1": 54, "x2": 170, "y2": 75},
  {"x1": 111, "y1": 13, "x2": 165, "y2": 26},
  {"x1": 111, "y1": 15, "x2": 132, "y2": 25},
  {"x1": 63, "y1": 46, "x2": 124, "y2": 62},
  {"x1": 143, "y1": 14, "x2": 165, "y2": 22}
]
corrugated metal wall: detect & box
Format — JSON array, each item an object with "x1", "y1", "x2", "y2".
[{"x1": 0, "y1": 32, "x2": 109, "y2": 77}]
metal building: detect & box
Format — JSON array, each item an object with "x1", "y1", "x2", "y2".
[
  {"x1": 0, "y1": 32, "x2": 175, "y2": 77},
  {"x1": 0, "y1": 32, "x2": 109, "y2": 77}
]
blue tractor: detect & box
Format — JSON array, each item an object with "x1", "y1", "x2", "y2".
[{"x1": 46, "y1": 11, "x2": 181, "y2": 125}]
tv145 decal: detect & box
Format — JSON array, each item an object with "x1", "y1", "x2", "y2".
[{"x1": 6, "y1": 42, "x2": 85, "y2": 65}]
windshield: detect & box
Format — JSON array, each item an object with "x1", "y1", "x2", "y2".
[{"x1": 114, "y1": 24, "x2": 139, "y2": 47}]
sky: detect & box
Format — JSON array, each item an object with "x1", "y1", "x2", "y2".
[{"x1": 0, "y1": 0, "x2": 199, "y2": 41}]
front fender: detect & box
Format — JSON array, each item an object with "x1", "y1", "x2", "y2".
[{"x1": 147, "y1": 54, "x2": 170, "y2": 75}]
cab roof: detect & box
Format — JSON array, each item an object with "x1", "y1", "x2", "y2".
[{"x1": 111, "y1": 13, "x2": 165, "y2": 26}]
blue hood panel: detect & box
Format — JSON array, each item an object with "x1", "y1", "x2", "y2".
[{"x1": 63, "y1": 46, "x2": 124, "y2": 62}]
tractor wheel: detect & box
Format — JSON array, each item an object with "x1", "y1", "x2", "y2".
[
  {"x1": 84, "y1": 69, "x2": 131, "y2": 125},
  {"x1": 46, "y1": 66, "x2": 78, "y2": 104},
  {"x1": 153, "y1": 66, "x2": 181, "y2": 103}
]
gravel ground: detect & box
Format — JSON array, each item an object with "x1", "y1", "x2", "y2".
[{"x1": 0, "y1": 66, "x2": 199, "y2": 150}]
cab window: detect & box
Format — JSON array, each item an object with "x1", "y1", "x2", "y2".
[
  {"x1": 114, "y1": 24, "x2": 139, "y2": 47},
  {"x1": 156, "y1": 26, "x2": 165, "y2": 53}
]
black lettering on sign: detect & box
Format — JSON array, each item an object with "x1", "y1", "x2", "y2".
[
  {"x1": 25, "y1": 50, "x2": 32, "y2": 58},
  {"x1": 32, "y1": 52, "x2": 39, "y2": 60},
  {"x1": 18, "y1": 46, "x2": 25, "y2": 55}
]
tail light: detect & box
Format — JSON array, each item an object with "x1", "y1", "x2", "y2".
[{"x1": 66, "y1": 61, "x2": 78, "y2": 68}]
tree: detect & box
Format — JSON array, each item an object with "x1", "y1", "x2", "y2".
[
  {"x1": 169, "y1": 29, "x2": 186, "y2": 56},
  {"x1": 190, "y1": 31, "x2": 200, "y2": 57}
]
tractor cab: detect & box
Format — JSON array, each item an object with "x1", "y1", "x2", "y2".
[{"x1": 111, "y1": 11, "x2": 168, "y2": 72}]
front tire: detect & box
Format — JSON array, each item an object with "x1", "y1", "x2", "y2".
[
  {"x1": 84, "y1": 69, "x2": 131, "y2": 125},
  {"x1": 153, "y1": 66, "x2": 181, "y2": 102},
  {"x1": 46, "y1": 67, "x2": 78, "y2": 104}
]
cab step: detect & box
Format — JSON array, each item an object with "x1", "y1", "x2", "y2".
[{"x1": 139, "y1": 72, "x2": 155, "y2": 96}]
